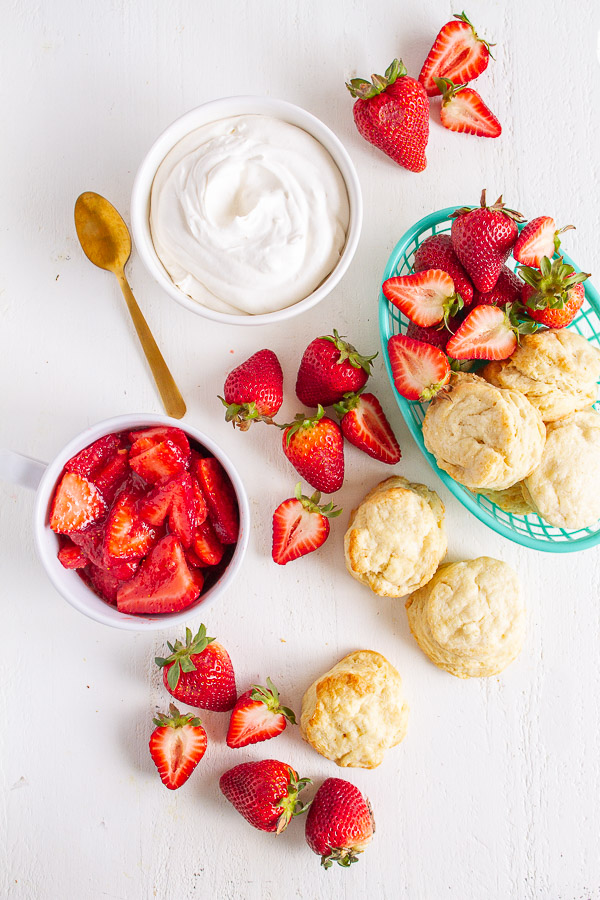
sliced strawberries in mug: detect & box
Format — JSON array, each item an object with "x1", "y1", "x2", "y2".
[
  {"x1": 116, "y1": 534, "x2": 200, "y2": 615},
  {"x1": 129, "y1": 427, "x2": 190, "y2": 485},
  {"x1": 104, "y1": 488, "x2": 158, "y2": 561},
  {"x1": 64, "y1": 434, "x2": 122, "y2": 479},
  {"x1": 191, "y1": 518, "x2": 225, "y2": 566},
  {"x1": 192, "y1": 457, "x2": 239, "y2": 545}
]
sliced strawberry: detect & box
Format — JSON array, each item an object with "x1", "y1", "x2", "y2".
[
  {"x1": 382, "y1": 269, "x2": 461, "y2": 327},
  {"x1": 81, "y1": 563, "x2": 126, "y2": 605},
  {"x1": 64, "y1": 434, "x2": 121, "y2": 478},
  {"x1": 191, "y1": 518, "x2": 225, "y2": 566},
  {"x1": 513, "y1": 217, "x2": 574, "y2": 268},
  {"x1": 104, "y1": 489, "x2": 157, "y2": 561},
  {"x1": 50, "y1": 472, "x2": 106, "y2": 534},
  {"x1": 128, "y1": 427, "x2": 190, "y2": 461},
  {"x1": 57, "y1": 541, "x2": 88, "y2": 569},
  {"x1": 116, "y1": 535, "x2": 201, "y2": 615},
  {"x1": 446, "y1": 304, "x2": 517, "y2": 360},
  {"x1": 68, "y1": 525, "x2": 139, "y2": 580},
  {"x1": 149, "y1": 704, "x2": 207, "y2": 790},
  {"x1": 93, "y1": 448, "x2": 129, "y2": 505},
  {"x1": 387, "y1": 334, "x2": 451, "y2": 402},
  {"x1": 334, "y1": 392, "x2": 401, "y2": 465},
  {"x1": 193, "y1": 457, "x2": 239, "y2": 545},
  {"x1": 436, "y1": 79, "x2": 501, "y2": 138},
  {"x1": 419, "y1": 12, "x2": 493, "y2": 97},
  {"x1": 272, "y1": 486, "x2": 340, "y2": 566},
  {"x1": 185, "y1": 547, "x2": 208, "y2": 569},
  {"x1": 129, "y1": 428, "x2": 190, "y2": 485},
  {"x1": 188, "y1": 566, "x2": 205, "y2": 593},
  {"x1": 227, "y1": 679, "x2": 296, "y2": 749}
]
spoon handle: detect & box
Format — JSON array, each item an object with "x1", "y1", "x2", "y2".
[{"x1": 116, "y1": 271, "x2": 187, "y2": 420}]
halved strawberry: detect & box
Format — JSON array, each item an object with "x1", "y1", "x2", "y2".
[
  {"x1": 227, "y1": 679, "x2": 296, "y2": 749},
  {"x1": 140, "y1": 473, "x2": 205, "y2": 548},
  {"x1": 446, "y1": 304, "x2": 518, "y2": 360},
  {"x1": 104, "y1": 488, "x2": 157, "y2": 561},
  {"x1": 419, "y1": 12, "x2": 493, "y2": 97},
  {"x1": 436, "y1": 78, "x2": 501, "y2": 138},
  {"x1": 57, "y1": 540, "x2": 88, "y2": 569},
  {"x1": 382, "y1": 269, "x2": 462, "y2": 327},
  {"x1": 93, "y1": 448, "x2": 129, "y2": 505},
  {"x1": 64, "y1": 434, "x2": 121, "y2": 479},
  {"x1": 149, "y1": 704, "x2": 207, "y2": 790},
  {"x1": 334, "y1": 392, "x2": 401, "y2": 465},
  {"x1": 513, "y1": 217, "x2": 575, "y2": 268},
  {"x1": 387, "y1": 334, "x2": 451, "y2": 401},
  {"x1": 50, "y1": 472, "x2": 106, "y2": 534},
  {"x1": 192, "y1": 457, "x2": 239, "y2": 545},
  {"x1": 191, "y1": 518, "x2": 225, "y2": 566},
  {"x1": 116, "y1": 534, "x2": 200, "y2": 615},
  {"x1": 129, "y1": 427, "x2": 190, "y2": 485},
  {"x1": 272, "y1": 485, "x2": 341, "y2": 566}
]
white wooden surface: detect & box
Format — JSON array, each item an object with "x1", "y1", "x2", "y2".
[{"x1": 2, "y1": 1, "x2": 600, "y2": 897}]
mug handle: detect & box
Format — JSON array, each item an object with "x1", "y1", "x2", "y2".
[{"x1": 0, "y1": 448, "x2": 47, "y2": 491}]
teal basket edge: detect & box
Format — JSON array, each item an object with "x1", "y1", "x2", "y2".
[{"x1": 379, "y1": 205, "x2": 600, "y2": 554}]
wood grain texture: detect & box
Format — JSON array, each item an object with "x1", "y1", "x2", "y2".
[{"x1": 1, "y1": 0, "x2": 600, "y2": 897}]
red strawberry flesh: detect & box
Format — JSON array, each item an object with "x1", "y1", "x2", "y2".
[
  {"x1": 446, "y1": 304, "x2": 517, "y2": 360},
  {"x1": 50, "y1": 472, "x2": 106, "y2": 534},
  {"x1": 413, "y1": 233, "x2": 474, "y2": 305},
  {"x1": 382, "y1": 269, "x2": 458, "y2": 326},
  {"x1": 387, "y1": 334, "x2": 451, "y2": 401},
  {"x1": 116, "y1": 534, "x2": 200, "y2": 615},
  {"x1": 336, "y1": 392, "x2": 401, "y2": 465},
  {"x1": 419, "y1": 13, "x2": 492, "y2": 97},
  {"x1": 149, "y1": 705, "x2": 207, "y2": 791}
]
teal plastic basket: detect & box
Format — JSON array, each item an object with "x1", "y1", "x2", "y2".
[{"x1": 379, "y1": 206, "x2": 600, "y2": 553}]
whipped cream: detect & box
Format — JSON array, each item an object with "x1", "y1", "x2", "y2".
[{"x1": 149, "y1": 115, "x2": 350, "y2": 316}]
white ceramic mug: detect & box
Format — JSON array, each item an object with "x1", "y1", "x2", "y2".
[{"x1": 0, "y1": 414, "x2": 250, "y2": 631}]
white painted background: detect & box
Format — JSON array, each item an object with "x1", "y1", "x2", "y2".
[{"x1": 2, "y1": 1, "x2": 600, "y2": 897}]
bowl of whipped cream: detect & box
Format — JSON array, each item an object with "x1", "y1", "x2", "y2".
[{"x1": 131, "y1": 96, "x2": 362, "y2": 324}]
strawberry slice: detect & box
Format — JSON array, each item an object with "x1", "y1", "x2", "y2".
[
  {"x1": 116, "y1": 534, "x2": 201, "y2": 615},
  {"x1": 382, "y1": 269, "x2": 462, "y2": 327},
  {"x1": 191, "y1": 518, "x2": 225, "y2": 566},
  {"x1": 419, "y1": 12, "x2": 493, "y2": 97},
  {"x1": 226, "y1": 679, "x2": 296, "y2": 749},
  {"x1": 68, "y1": 525, "x2": 139, "y2": 580},
  {"x1": 446, "y1": 304, "x2": 518, "y2": 360},
  {"x1": 272, "y1": 485, "x2": 340, "y2": 566},
  {"x1": 129, "y1": 427, "x2": 190, "y2": 485},
  {"x1": 140, "y1": 473, "x2": 205, "y2": 548},
  {"x1": 57, "y1": 540, "x2": 88, "y2": 569},
  {"x1": 93, "y1": 448, "x2": 129, "y2": 505},
  {"x1": 149, "y1": 704, "x2": 207, "y2": 790},
  {"x1": 193, "y1": 457, "x2": 239, "y2": 545},
  {"x1": 436, "y1": 79, "x2": 501, "y2": 138},
  {"x1": 387, "y1": 334, "x2": 451, "y2": 401},
  {"x1": 50, "y1": 472, "x2": 106, "y2": 534},
  {"x1": 64, "y1": 434, "x2": 121, "y2": 479},
  {"x1": 513, "y1": 217, "x2": 575, "y2": 268},
  {"x1": 104, "y1": 488, "x2": 157, "y2": 561},
  {"x1": 81, "y1": 563, "x2": 128, "y2": 605},
  {"x1": 334, "y1": 392, "x2": 401, "y2": 465},
  {"x1": 128, "y1": 426, "x2": 190, "y2": 461}
]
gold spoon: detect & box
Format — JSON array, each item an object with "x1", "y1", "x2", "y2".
[{"x1": 74, "y1": 191, "x2": 186, "y2": 419}]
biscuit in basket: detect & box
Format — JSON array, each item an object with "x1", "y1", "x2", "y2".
[
  {"x1": 472, "y1": 482, "x2": 534, "y2": 516},
  {"x1": 344, "y1": 476, "x2": 446, "y2": 598},
  {"x1": 300, "y1": 649, "x2": 409, "y2": 768},
  {"x1": 482, "y1": 329, "x2": 600, "y2": 422},
  {"x1": 422, "y1": 373, "x2": 546, "y2": 491},
  {"x1": 405, "y1": 557, "x2": 526, "y2": 678},
  {"x1": 523, "y1": 408, "x2": 600, "y2": 529}
]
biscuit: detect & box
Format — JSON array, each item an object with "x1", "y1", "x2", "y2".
[
  {"x1": 422, "y1": 373, "x2": 546, "y2": 491},
  {"x1": 472, "y1": 482, "x2": 534, "y2": 515},
  {"x1": 482, "y1": 329, "x2": 600, "y2": 422},
  {"x1": 300, "y1": 649, "x2": 409, "y2": 768},
  {"x1": 405, "y1": 557, "x2": 526, "y2": 678},
  {"x1": 344, "y1": 476, "x2": 446, "y2": 598},
  {"x1": 523, "y1": 408, "x2": 600, "y2": 529}
]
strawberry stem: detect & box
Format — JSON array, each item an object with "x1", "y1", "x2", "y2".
[
  {"x1": 346, "y1": 59, "x2": 407, "y2": 100},
  {"x1": 249, "y1": 677, "x2": 297, "y2": 723},
  {"x1": 155, "y1": 624, "x2": 216, "y2": 691},
  {"x1": 320, "y1": 329, "x2": 377, "y2": 373},
  {"x1": 152, "y1": 703, "x2": 203, "y2": 729}
]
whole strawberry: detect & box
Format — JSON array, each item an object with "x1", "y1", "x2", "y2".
[
  {"x1": 413, "y1": 233, "x2": 474, "y2": 305},
  {"x1": 305, "y1": 778, "x2": 375, "y2": 869},
  {"x1": 334, "y1": 392, "x2": 401, "y2": 465},
  {"x1": 519, "y1": 255, "x2": 590, "y2": 329},
  {"x1": 296, "y1": 329, "x2": 376, "y2": 407},
  {"x1": 450, "y1": 190, "x2": 525, "y2": 292},
  {"x1": 281, "y1": 406, "x2": 344, "y2": 493},
  {"x1": 473, "y1": 265, "x2": 522, "y2": 306},
  {"x1": 220, "y1": 760, "x2": 311, "y2": 833},
  {"x1": 155, "y1": 624, "x2": 237, "y2": 711},
  {"x1": 220, "y1": 349, "x2": 283, "y2": 430},
  {"x1": 346, "y1": 58, "x2": 429, "y2": 173}
]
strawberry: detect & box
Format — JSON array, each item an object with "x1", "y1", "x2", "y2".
[
  {"x1": 412, "y1": 233, "x2": 474, "y2": 305},
  {"x1": 519, "y1": 255, "x2": 589, "y2": 329},
  {"x1": 226, "y1": 678, "x2": 296, "y2": 749},
  {"x1": 93, "y1": 448, "x2": 129, "y2": 505},
  {"x1": 68, "y1": 524, "x2": 139, "y2": 581},
  {"x1": 104, "y1": 487, "x2": 157, "y2": 561},
  {"x1": 149, "y1": 704, "x2": 207, "y2": 791},
  {"x1": 419, "y1": 12, "x2": 494, "y2": 97},
  {"x1": 272, "y1": 483, "x2": 341, "y2": 566},
  {"x1": 513, "y1": 217, "x2": 575, "y2": 268},
  {"x1": 116, "y1": 534, "x2": 200, "y2": 615},
  {"x1": 435, "y1": 78, "x2": 501, "y2": 138},
  {"x1": 57, "y1": 540, "x2": 88, "y2": 569},
  {"x1": 191, "y1": 518, "x2": 225, "y2": 566},
  {"x1": 81, "y1": 564, "x2": 125, "y2": 605},
  {"x1": 387, "y1": 334, "x2": 451, "y2": 401},
  {"x1": 334, "y1": 392, "x2": 401, "y2": 464},
  {"x1": 382, "y1": 269, "x2": 463, "y2": 327},
  {"x1": 64, "y1": 434, "x2": 121, "y2": 478},
  {"x1": 50, "y1": 472, "x2": 106, "y2": 534},
  {"x1": 155, "y1": 623, "x2": 237, "y2": 711},
  {"x1": 139, "y1": 473, "x2": 205, "y2": 548},
  {"x1": 446, "y1": 304, "x2": 525, "y2": 360},
  {"x1": 450, "y1": 191, "x2": 525, "y2": 292},
  {"x1": 129, "y1": 427, "x2": 190, "y2": 485},
  {"x1": 220, "y1": 760, "x2": 311, "y2": 833},
  {"x1": 473, "y1": 265, "x2": 522, "y2": 306},
  {"x1": 295, "y1": 329, "x2": 377, "y2": 407},
  {"x1": 305, "y1": 778, "x2": 375, "y2": 869},
  {"x1": 220, "y1": 349, "x2": 283, "y2": 430},
  {"x1": 346, "y1": 58, "x2": 429, "y2": 173},
  {"x1": 192, "y1": 457, "x2": 239, "y2": 545},
  {"x1": 281, "y1": 406, "x2": 345, "y2": 494},
  {"x1": 405, "y1": 318, "x2": 459, "y2": 351}
]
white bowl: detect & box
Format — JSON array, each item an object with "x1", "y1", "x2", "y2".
[
  {"x1": 131, "y1": 95, "x2": 363, "y2": 326},
  {"x1": 24, "y1": 414, "x2": 250, "y2": 631}
]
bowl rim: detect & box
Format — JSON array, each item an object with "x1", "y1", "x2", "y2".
[
  {"x1": 130, "y1": 94, "x2": 363, "y2": 326},
  {"x1": 33, "y1": 413, "x2": 250, "y2": 630},
  {"x1": 379, "y1": 205, "x2": 600, "y2": 554}
]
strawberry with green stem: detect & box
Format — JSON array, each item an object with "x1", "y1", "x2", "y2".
[
  {"x1": 220, "y1": 760, "x2": 311, "y2": 833},
  {"x1": 518, "y1": 256, "x2": 590, "y2": 329},
  {"x1": 155, "y1": 623, "x2": 237, "y2": 711},
  {"x1": 435, "y1": 77, "x2": 501, "y2": 138},
  {"x1": 513, "y1": 217, "x2": 575, "y2": 269},
  {"x1": 387, "y1": 334, "x2": 451, "y2": 401},
  {"x1": 280, "y1": 406, "x2": 345, "y2": 494},
  {"x1": 272, "y1": 483, "x2": 342, "y2": 566},
  {"x1": 295, "y1": 329, "x2": 377, "y2": 407},
  {"x1": 149, "y1": 704, "x2": 207, "y2": 790},
  {"x1": 226, "y1": 678, "x2": 296, "y2": 748},
  {"x1": 305, "y1": 778, "x2": 375, "y2": 869},
  {"x1": 382, "y1": 269, "x2": 464, "y2": 328},
  {"x1": 219, "y1": 349, "x2": 283, "y2": 431},
  {"x1": 334, "y1": 392, "x2": 401, "y2": 464},
  {"x1": 419, "y1": 12, "x2": 494, "y2": 97},
  {"x1": 446, "y1": 303, "x2": 538, "y2": 360}
]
